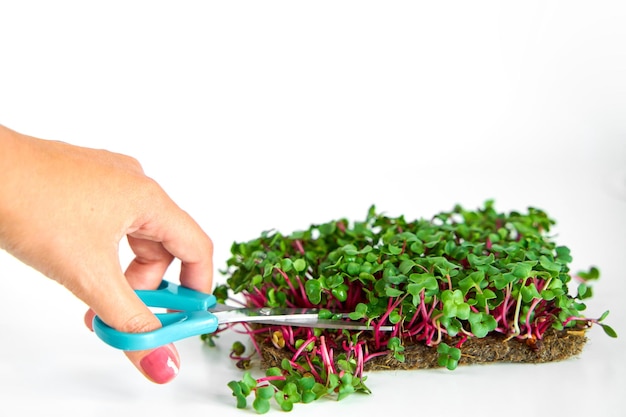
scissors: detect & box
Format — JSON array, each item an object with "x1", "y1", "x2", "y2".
[{"x1": 92, "y1": 280, "x2": 392, "y2": 351}]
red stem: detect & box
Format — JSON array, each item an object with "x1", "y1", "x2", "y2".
[
  {"x1": 292, "y1": 336, "x2": 317, "y2": 362},
  {"x1": 319, "y1": 336, "x2": 335, "y2": 374}
]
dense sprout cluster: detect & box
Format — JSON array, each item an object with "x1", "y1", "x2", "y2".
[{"x1": 208, "y1": 201, "x2": 615, "y2": 413}]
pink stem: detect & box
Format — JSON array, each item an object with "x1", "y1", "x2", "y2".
[{"x1": 291, "y1": 336, "x2": 316, "y2": 362}]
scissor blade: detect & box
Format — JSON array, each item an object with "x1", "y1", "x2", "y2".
[
  {"x1": 209, "y1": 305, "x2": 393, "y2": 331},
  {"x1": 247, "y1": 318, "x2": 394, "y2": 331},
  {"x1": 210, "y1": 305, "x2": 321, "y2": 324}
]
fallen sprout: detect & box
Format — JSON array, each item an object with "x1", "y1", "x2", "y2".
[{"x1": 205, "y1": 201, "x2": 617, "y2": 413}]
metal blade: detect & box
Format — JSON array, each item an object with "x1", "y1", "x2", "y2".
[
  {"x1": 247, "y1": 318, "x2": 394, "y2": 331},
  {"x1": 210, "y1": 305, "x2": 321, "y2": 324},
  {"x1": 209, "y1": 305, "x2": 393, "y2": 331}
]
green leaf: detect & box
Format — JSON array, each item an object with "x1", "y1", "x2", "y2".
[
  {"x1": 228, "y1": 380, "x2": 243, "y2": 396},
  {"x1": 468, "y1": 312, "x2": 497, "y2": 338},
  {"x1": 389, "y1": 309, "x2": 402, "y2": 324},
  {"x1": 294, "y1": 258, "x2": 307, "y2": 272},
  {"x1": 555, "y1": 246, "x2": 573, "y2": 263},
  {"x1": 332, "y1": 285, "x2": 348, "y2": 302},
  {"x1": 492, "y1": 272, "x2": 517, "y2": 290},
  {"x1": 521, "y1": 284, "x2": 541, "y2": 303},
  {"x1": 235, "y1": 396, "x2": 247, "y2": 409},
  {"x1": 227, "y1": 380, "x2": 248, "y2": 409},
  {"x1": 398, "y1": 259, "x2": 416, "y2": 274},
  {"x1": 346, "y1": 262, "x2": 361, "y2": 276},
  {"x1": 283, "y1": 382, "x2": 301, "y2": 402},
  {"x1": 410, "y1": 240, "x2": 424, "y2": 253},
  {"x1": 511, "y1": 261, "x2": 536, "y2": 278},
  {"x1": 468, "y1": 253, "x2": 495, "y2": 267},
  {"x1": 442, "y1": 289, "x2": 470, "y2": 320},
  {"x1": 578, "y1": 266, "x2": 600, "y2": 281},
  {"x1": 387, "y1": 337, "x2": 404, "y2": 352},
  {"x1": 473, "y1": 288, "x2": 497, "y2": 309},
  {"x1": 387, "y1": 244, "x2": 403, "y2": 255},
  {"x1": 298, "y1": 376, "x2": 315, "y2": 392},
  {"x1": 600, "y1": 324, "x2": 618, "y2": 338},
  {"x1": 384, "y1": 286, "x2": 403, "y2": 297},
  {"x1": 327, "y1": 373, "x2": 339, "y2": 391},
  {"x1": 577, "y1": 283, "x2": 593, "y2": 300},
  {"x1": 281, "y1": 258, "x2": 293, "y2": 272},
  {"x1": 599, "y1": 310, "x2": 610, "y2": 321},
  {"x1": 408, "y1": 273, "x2": 438, "y2": 292},
  {"x1": 326, "y1": 274, "x2": 344, "y2": 288},
  {"x1": 280, "y1": 358, "x2": 293, "y2": 372},
  {"x1": 252, "y1": 397, "x2": 270, "y2": 414},
  {"x1": 256, "y1": 386, "x2": 275, "y2": 400},
  {"x1": 541, "y1": 289, "x2": 557, "y2": 301},
  {"x1": 349, "y1": 303, "x2": 368, "y2": 320},
  {"x1": 275, "y1": 394, "x2": 294, "y2": 412},
  {"x1": 305, "y1": 279, "x2": 322, "y2": 304},
  {"x1": 440, "y1": 316, "x2": 462, "y2": 337},
  {"x1": 539, "y1": 255, "x2": 561, "y2": 273},
  {"x1": 458, "y1": 270, "x2": 485, "y2": 294},
  {"x1": 385, "y1": 274, "x2": 408, "y2": 285},
  {"x1": 432, "y1": 256, "x2": 461, "y2": 275},
  {"x1": 302, "y1": 391, "x2": 317, "y2": 403},
  {"x1": 437, "y1": 343, "x2": 461, "y2": 370},
  {"x1": 312, "y1": 382, "x2": 326, "y2": 398},
  {"x1": 318, "y1": 221, "x2": 336, "y2": 236},
  {"x1": 243, "y1": 372, "x2": 257, "y2": 390},
  {"x1": 338, "y1": 382, "x2": 356, "y2": 400}
]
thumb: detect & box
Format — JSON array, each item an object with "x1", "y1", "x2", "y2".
[{"x1": 82, "y1": 279, "x2": 180, "y2": 384}]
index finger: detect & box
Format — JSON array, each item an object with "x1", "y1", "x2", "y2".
[{"x1": 130, "y1": 205, "x2": 214, "y2": 294}]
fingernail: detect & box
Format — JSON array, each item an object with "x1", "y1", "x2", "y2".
[{"x1": 140, "y1": 346, "x2": 179, "y2": 384}]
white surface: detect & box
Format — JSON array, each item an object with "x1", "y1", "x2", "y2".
[{"x1": 1, "y1": 1, "x2": 625, "y2": 416}]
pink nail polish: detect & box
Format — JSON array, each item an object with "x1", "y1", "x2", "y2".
[{"x1": 140, "y1": 346, "x2": 179, "y2": 384}]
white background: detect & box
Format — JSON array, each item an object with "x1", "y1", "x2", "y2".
[{"x1": 1, "y1": 1, "x2": 625, "y2": 416}]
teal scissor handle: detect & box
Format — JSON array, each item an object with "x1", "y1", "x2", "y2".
[{"x1": 92, "y1": 280, "x2": 219, "y2": 351}]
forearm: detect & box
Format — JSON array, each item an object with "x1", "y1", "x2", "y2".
[
  {"x1": 0, "y1": 124, "x2": 24, "y2": 193},
  {"x1": 0, "y1": 125, "x2": 95, "y2": 268},
  {"x1": 0, "y1": 125, "x2": 32, "y2": 251},
  {"x1": 0, "y1": 124, "x2": 124, "y2": 276}
]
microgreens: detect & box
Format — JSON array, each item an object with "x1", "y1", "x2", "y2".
[{"x1": 206, "y1": 201, "x2": 616, "y2": 413}]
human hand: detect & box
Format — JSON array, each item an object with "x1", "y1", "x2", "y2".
[{"x1": 0, "y1": 125, "x2": 213, "y2": 384}]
